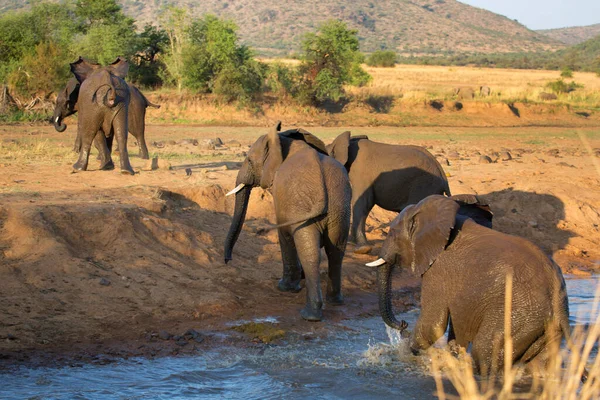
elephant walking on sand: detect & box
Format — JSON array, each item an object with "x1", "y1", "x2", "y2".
[
  {"x1": 53, "y1": 76, "x2": 159, "y2": 160},
  {"x1": 224, "y1": 122, "x2": 351, "y2": 321},
  {"x1": 69, "y1": 57, "x2": 134, "y2": 174},
  {"x1": 367, "y1": 195, "x2": 572, "y2": 376},
  {"x1": 327, "y1": 132, "x2": 450, "y2": 253}
]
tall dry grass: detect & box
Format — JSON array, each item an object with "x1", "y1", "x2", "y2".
[{"x1": 429, "y1": 275, "x2": 599, "y2": 400}]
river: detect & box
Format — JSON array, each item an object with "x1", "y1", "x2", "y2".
[{"x1": 1, "y1": 275, "x2": 598, "y2": 399}]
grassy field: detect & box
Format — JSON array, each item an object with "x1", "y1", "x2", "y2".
[{"x1": 142, "y1": 64, "x2": 600, "y2": 127}]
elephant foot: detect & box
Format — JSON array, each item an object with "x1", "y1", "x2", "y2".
[
  {"x1": 300, "y1": 305, "x2": 323, "y2": 322},
  {"x1": 277, "y1": 279, "x2": 302, "y2": 293},
  {"x1": 353, "y1": 244, "x2": 373, "y2": 254},
  {"x1": 99, "y1": 160, "x2": 115, "y2": 171},
  {"x1": 120, "y1": 167, "x2": 135, "y2": 175},
  {"x1": 72, "y1": 161, "x2": 87, "y2": 172},
  {"x1": 326, "y1": 293, "x2": 344, "y2": 305}
]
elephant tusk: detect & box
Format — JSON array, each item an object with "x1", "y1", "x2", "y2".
[
  {"x1": 366, "y1": 258, "x2": 387, "y2": 267},
  {"x1": 55, "y1": 116, "x2": 60, "y2": 123},
  {"x1": 226, "y1": 183, "x2": 245, "y2": 196}
]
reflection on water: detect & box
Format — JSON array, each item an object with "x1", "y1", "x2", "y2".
[{"x1": 0, "y1": 276, "x2": 597, "y2": 399}]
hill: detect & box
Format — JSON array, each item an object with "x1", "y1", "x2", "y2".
[
  {"x1": 537, "y1": 23, "x2": 600, "y2": 45},
  {"x1": 0, "y1": 0, "x2": 563, "y2": 56}
]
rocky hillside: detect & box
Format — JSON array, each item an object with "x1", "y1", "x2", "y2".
[
  {"x1": 538, "y1": 23, "x2": 600, "y2": 45},
  {"x1": 0, "y1": 0, "x2": 563, "y2": 56}
]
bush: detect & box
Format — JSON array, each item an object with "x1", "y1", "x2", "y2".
[
  {"x1": 366, "y1": 50, "x2": 397, "y2": 67},
  {"x1": 545, "y1": 78, "x2": 584, "y2": 94},
  {"x1": 295, "y1": 20, "x2": 371, "y2": 105},
  {"x1": 560, "y1": 67, "x2": 573, "y2": 78}
]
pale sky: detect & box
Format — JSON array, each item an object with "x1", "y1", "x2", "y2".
[{"x1": 459, "y1": 0, "x2": 600, "y2": 30}]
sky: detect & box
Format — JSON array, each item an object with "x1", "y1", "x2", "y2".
[{"x1": 458, "y1": 0, "x2": 600, "y2": 30}]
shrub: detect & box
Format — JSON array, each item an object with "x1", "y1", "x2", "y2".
[
  {"x1": 545, "y1": 78, "x2": 584, "y2": 94},
  {"x1": 295, "y1": 20, "x2": 371, "y2": 105},
  {"x1": 560, "y1": 67, "x2": 573, "y2": 78},
  {"x1": 366, "y1": 50, "x2": 397, "y2": 67}
]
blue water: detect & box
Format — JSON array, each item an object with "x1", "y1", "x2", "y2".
[{"x1": 0, "y1": 275, "x2": 597, "y2": 400}]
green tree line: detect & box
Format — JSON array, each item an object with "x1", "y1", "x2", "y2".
[{"x1": 0, "y1": 0, "x2": 370, "y2": 107}]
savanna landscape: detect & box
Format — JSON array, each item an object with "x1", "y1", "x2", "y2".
[{"x1": 0, "y1": 0, "x2": 599, "y2": 398}]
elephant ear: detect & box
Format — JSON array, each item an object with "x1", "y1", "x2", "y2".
[
  {"x1": 280, "y1": 128, "x2": 328, "y2": 155},
  {"x1": 405, "y1": 195, "x2": 460, "y2": 276},
  {"x1": 328, "y1": 131, "x2": 351, "y2": 166},
  {"x1": 260, "y1": 121, "x2": 283, "y2": 189},
  {"x1": 65, "y1": 77, "x2": 80, "y2": 105},
  {"x1": 70, "y1": 57, "x2": 100, "y2": 83},
  {"x1": 106, "y1": 57, "x2": 129, "y2": 78},
  {"x1": 449, "y1": 194, "x2": 493, "y2": 229}
]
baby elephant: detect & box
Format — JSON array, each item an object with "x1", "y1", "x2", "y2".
[{"x1": 367, "y1": 195, "x2": 570, "y2": 375}]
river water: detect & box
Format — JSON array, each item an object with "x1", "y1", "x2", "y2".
[{"x1": 1, "y1": 275, "x2": 598, "y2": 400}]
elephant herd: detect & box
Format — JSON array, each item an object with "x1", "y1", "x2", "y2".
[
  {"x1": 224, "y1": 122, "x2": 574, "y2": 377},
  {"x1": 51, "y1": 58, "x2": 575, "y2": 378}
]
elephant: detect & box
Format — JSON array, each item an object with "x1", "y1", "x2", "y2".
[
  {"x1": 327, "y1": 132, "x2": 450, "y2": 253},
  {"x1": 53, "y1": 77, "x2": 159, "y2": 160},
  {"x1": 479, "y1": 86, "x2": 491, "y2": 97},
  {"x1": 453, "y1": 87, "x2": 475, "y2": 100},
  {"x1": 69, "y1": 57, "x2": 134, "y2": 175},
  {"x1": 539, "y1": 92, "x2": 558, "y2": 101},
  {"x1": 366, "y1": 195, "x2": 571, "y2": 376},
  {"x1": 224, "y1": 122, "x2": 351, "y2": 321}
]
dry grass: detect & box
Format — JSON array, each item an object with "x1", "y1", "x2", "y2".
[
  {"x1": 430, "y1": 276, "x2": 600, "y2": 400},
  {"x1": 143, "y1": 64, "x2": 600, "y2": 127},
  {"x1": 349, "y1": 64, "x2": 600, "y2": 108}
]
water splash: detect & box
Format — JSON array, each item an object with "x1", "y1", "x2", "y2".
[{"x1": 358, "y1": 324, "x2": 411, "y2": 367}]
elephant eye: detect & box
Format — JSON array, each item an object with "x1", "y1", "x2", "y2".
[{"x1": 408, "y1": 215, "x2": 418, "y2": 236}]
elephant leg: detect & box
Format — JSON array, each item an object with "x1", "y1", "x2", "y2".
[
  {"x1": 277, "y1": 228, "x2": 302, "y2": 293},
  {"x1": 410, "y1": 307, "x2": 449, "y2": 354},
  {"x1": 131, "y1": 119, "x2": 149, "y2": 160},
  {"x1": 293, "y1": 225, "x2": 323, "y2": 321},
  {"x1": 324, "y1": 241, "x2": 344, "y2": 305},
  {"x1": 72, "y1": 131, "x2": 95, "y2": 172},
  {"x1": 94, "y1": 132, "x2": 114, "y2": 171},
  {"x1": 471, "y1": 327, "x2": 504, "y2": 376},
  {"x1": 113, "y1": 114, "x2": 134, "y2": 175},
  {"x1": 73, "y1": 131, "x2": 82, "y2": 153},
  {"x1": 351, "y1": 191, "x2": 374, "y2": 254}
]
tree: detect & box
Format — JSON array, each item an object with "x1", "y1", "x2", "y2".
[
  {"x1": 159, "y1": 6, "x2": 189, "y2": 92},
  {"x1": 366, "y1": 50, "x2": 397, "y2": 67},
  {"x1": 130, "y1": 24, "x2": 169, "y2": 87},
  {"x1": 297, "y1": 20, "x2": 371, "y2": 104}
]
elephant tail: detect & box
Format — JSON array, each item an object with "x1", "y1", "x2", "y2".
[
  {"x1": 256, "y1": 211, "x2": 325, "y2": 235},
  {"x1": 140, "y1": 91, "x2": 161, "y2": 109},
  {"x1": 558, "y1": 301, "x2": 589, "y2": 383}
]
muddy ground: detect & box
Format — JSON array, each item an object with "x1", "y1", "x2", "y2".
[{"x1": 0, "y1": 123, "x2": 598, "y2": 367}]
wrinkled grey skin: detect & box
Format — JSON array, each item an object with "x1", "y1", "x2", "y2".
[
  {"x1": 53, "y1": 77, "x2": 159, "y2": 159},
  {"x1": 453, "y1": 87, "x2": 475, "y2": 100},
  {"x1": 327, "y1": 132, "x2": 450, "y2": 253},
  {"x1": 224, "y1": 123, "x2": 351, "y2": 322},
  {"x1": 479, "y1": 86, "x2": 491, "y2": 96},
  {"x1": 70, "y1": 57, "x2": 134, "y2": 175},
  {"x1": 372, "y1": 195, "x2": 570, "y2": 376}
]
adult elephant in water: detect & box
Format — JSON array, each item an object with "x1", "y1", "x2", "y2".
[
  {"x1": 69, "y1": 57, "x2": 134, "y2": 174},
  {"x1": 224, "y1": 122, "x2": 351, "y2": 322},
  {"x1": 326, "y1": 132, "x2": 450, "y2": 253},
  {"x1": 52, "y1": 76, "x2": 159, "y2": 159},
  {"x1": 366, "y1": 195, "x2": 571, "y2": 376}
]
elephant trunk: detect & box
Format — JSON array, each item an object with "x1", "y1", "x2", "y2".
[
  {"x1": 224, "y1": 185, "x2": 252, "y2": 263},
  {"x1": 377, "y1": 262, "x2": 408, "y2": 331},
  {"x1": 53, "y1": 113, "x2": 67, "y2": 132}
]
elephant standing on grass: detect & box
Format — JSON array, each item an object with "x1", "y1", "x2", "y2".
[
  {"x1": 367, "y1": 195, "x2": 571, "y2": 376},
  {"x1": 53, "y1": 77, "x2": 159, "y2": 160},
  {"x1": 224, "y1": 122, "x2": 351, "y2": 321},
  {"x1": 70, "y1": 57, "x2": 134, "y2": 174},
  {"x1": 327, "y1": 132, "x2": 450, "y2": 253}
]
